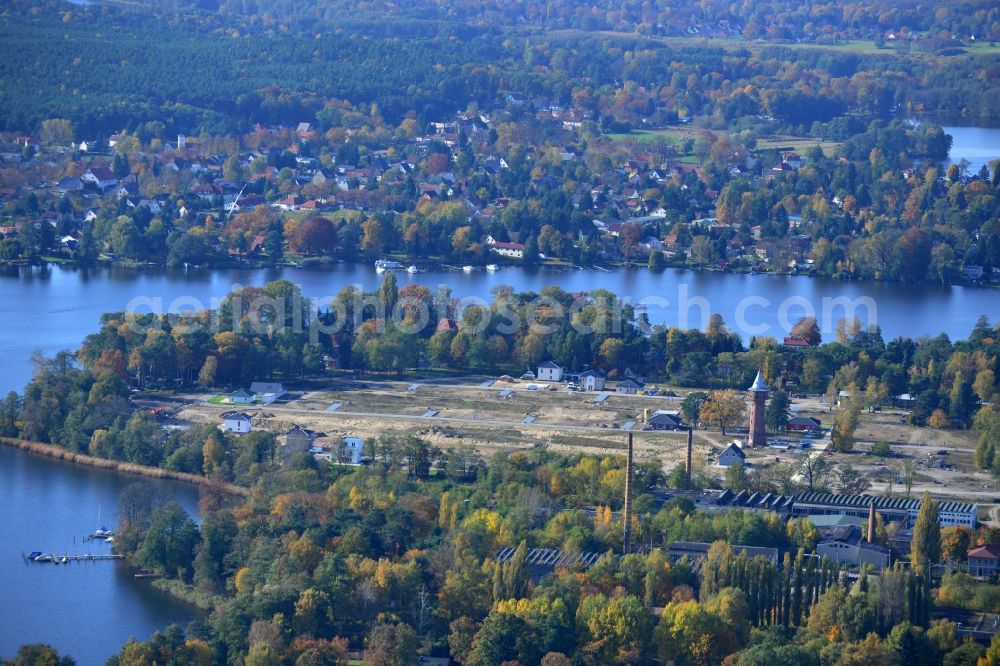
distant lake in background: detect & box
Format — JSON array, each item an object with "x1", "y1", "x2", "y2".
[
  {"x1": 0, "y1": 446, "x2": 201, "y2": 665},
  {"x1": 942, "y1": 124, "x2": 1000, "y2": 173}
]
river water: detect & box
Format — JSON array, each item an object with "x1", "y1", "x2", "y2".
[
  {"x1": 0, "y1": 446, "x2": 201, "y2": 664},
  {"x1": 0, "y1": 262, "x2": 998, "y2": 395}
]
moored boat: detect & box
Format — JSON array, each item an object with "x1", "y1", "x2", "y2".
[
  {"x1": 375, "y1": 259, "x2": 403, "y2": 273},
  {"x1": 486, "y1": 264, "x2": 499, "y2": 272}
]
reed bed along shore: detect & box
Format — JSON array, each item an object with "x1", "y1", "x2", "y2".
[{"x1": 0, "y1": 437, "x2": 249, "y2": 497}]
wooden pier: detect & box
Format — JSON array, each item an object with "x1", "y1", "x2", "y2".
[{"x1": 24, "y1": 552, "x2": 124, "y2": 563}]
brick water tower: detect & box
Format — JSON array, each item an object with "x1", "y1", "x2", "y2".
[{"x1": 748, "y1": 369, "x2": 769, "y2": 447}]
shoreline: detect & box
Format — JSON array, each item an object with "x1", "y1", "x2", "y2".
[
  {"x1": 1, "y1": 255, "x2": 996, "y2": 290},
  {"x1": 0, "y1": 437, "x2": 250, "y2": 497}
]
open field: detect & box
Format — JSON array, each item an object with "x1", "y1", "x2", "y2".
[
  {"x1": 604, "y1": 125, "x2": 704, "y2": 145},
  {"x1": 170, "y1": 377, "x2": 996, "y2": 508},
  {"x1": 566, "y1": 30, "x2": 1000, "y2": 58},
  {"x1": 179, "y1": 378, "x2": 718, "y2": 467},
  {"x1": 756, "y1": 135, "x2": 842, "y2": 157},
  {"x1": 605, "y1": 126, "x2": 842, "y2": 159}
]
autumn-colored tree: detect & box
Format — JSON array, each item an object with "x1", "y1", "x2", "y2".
[
  {"x1": 832, "y1": 393, "x2": 861, "y2": 452},
  {"x1": 227, "y1": 205, "x2": 274, "y2": 236},
  {"x1": 39, "y1": 118, "x2": 74, "y2": 145},
  {"x1": 928, "y1": 409, "x2": 951, "y2": 429},
  {"x1": 599, "y1": 338, "x2": 625, "y2": 371},
  {"x1": 451, "y1": 225, "x2": 476, "y2": 258},
  {"x1": 203, "y1": 432, "x2": 226, "y2": 477},
  {"x1": 941, "y1": 526, "x2": 973, "y2": 562},
  {"x1": 790, "y1": 316, "x2": 821, "y2": 345},
  {"x1": 699, "y1": 390, "x2": 746, "y2": 435},
  {"x1": 654, "y1": 599, "x2": 740, "y2": 665},
  {"x1": 197, "y1": 355, "x2": 218, "y2": 388},
  {"x1": 361, "y1": 217, "x2": 386, "y2": 255},
  {"x1": 974, "y1": 369, "x2": 996, "y2": 404},
  {"x1": 289, "y1": 216, "x2": 337, "y2": 256}
]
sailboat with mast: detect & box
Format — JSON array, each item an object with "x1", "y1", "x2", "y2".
[{"x1": 92, "y1": 505, "x2": 113, "y2": 539}]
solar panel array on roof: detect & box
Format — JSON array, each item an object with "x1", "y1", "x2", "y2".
[
  {"x1": 717, "y1": 490, "x2": 795, "y2": 512},
  {"x1": 792, "y1": 492, "x2": 976, "y2": 516},
  {"x1": 494, "y1": 547, "x2": 604, "y2": 570}
]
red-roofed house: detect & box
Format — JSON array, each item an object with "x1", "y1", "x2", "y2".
[
  {"x1": 485, "y1": 236, "x2": 525, "y2": 259},
  {"x1": 81, "y1": 167, "x2": 118, "y2": 191},
  {"x1": 248, "y1": 234, "x2": 267, "y2": 254},
  {"x1": 969, "y1": 545, "x2": 1000, "y2": 576},
  {"x1": 783, "y1": 335, "x2": 813, "y2": 349}
]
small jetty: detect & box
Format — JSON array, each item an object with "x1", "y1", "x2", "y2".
[{"x1": 24, "y1": 551, "x2": 124, "y2": 563}]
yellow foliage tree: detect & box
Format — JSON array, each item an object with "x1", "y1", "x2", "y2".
[
  {"x1": 202, "y1": 434, "x2": 225, "y2": 477},
  {"x1": 929, "y1": 409, "x2": 951, "y2": 429},
  {"x1": 699, "y1": 390, "x2": 746, "y2": 435},
  {"x1": 348, "y1": 486, "x2": 370, "y2": 512},
  {"x1": 234, "y1": 566, "x2": 252, "y2": 593}
]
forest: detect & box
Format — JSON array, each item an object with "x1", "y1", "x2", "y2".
[
  {"x1": 77, "y1": 0, "x2": 1000, "y2": 43},
  {"x1": 7, "y1": 430, "x2": 998, "y2": 665},
  {"x1": 1, "y1": 0, "x2": 999, "y2": 136}
]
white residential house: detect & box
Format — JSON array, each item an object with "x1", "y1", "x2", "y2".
[
  {"x1": 340, "y1": 436, "x2": 365, "y2": 464},
  {"x1": 536, "y1": 361, "x2": 564, "y2": 382},
  {"x1": 485, "y1": 235, "x2": 526, "y2": 258},
  {"x1": 222, "y1": 412, "x2": 253, "y2": 433},
  {"x1": 250, "y1": 382, "x2": 287, "y2": 404},
  {"x1": 718, "y1": 443, "x2": 747, "y2": 467},
  {"x1": 80, "y1": 167, "x2": 118, "y2": 191},
  {"x1": 487, "y1": 240, "x2": 525, "y2": 259},
  {"x1": 578, "y1": 368, "x2": 607, "y2": 392},
  {"x1": 230, "y1": 389, "x2": 255, "y2": 404}
]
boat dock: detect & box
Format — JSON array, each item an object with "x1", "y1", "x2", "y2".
[{"x1": 24, "y1": 551, "x2": 124, "y2": 563}]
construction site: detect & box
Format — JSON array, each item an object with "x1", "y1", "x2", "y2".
[{"x1": 163, "y1": 372, "x2": 997, "y2": 514}]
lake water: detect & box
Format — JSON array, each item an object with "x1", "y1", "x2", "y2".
[
  {"x1": 1, "y1": 263, "x2": 997, "y2": 395},
  {"x1": 943, "y1": 125, "x2": 1000, "y2": 174},
  {"x1": 0, "y1": 446, "x2": 201, "y2": 664}
]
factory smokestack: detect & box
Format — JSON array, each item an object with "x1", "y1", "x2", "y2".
[{"x1": 623, "y1": 431, "x2": 633, "y2": 554}]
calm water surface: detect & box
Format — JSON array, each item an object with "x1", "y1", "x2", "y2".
[
  {"x1": 943, "y1": 125, "x2": 1000, "y2": 174},
  {"x1": 1, "y1": 263, "x2": 998, "y2": 394},
  {"x1": 0, "y1": 446, "x2": 201, "y2": 665}
]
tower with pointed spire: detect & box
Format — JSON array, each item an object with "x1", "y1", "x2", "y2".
[{"x1": 748, "y1": 369, "x2": 768, "y2": 447}]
